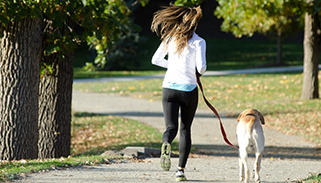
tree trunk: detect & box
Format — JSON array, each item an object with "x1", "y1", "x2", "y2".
[
  {"x1": 38, "y1": 52, "x2": 74, "y2": 159},
  {"x1": 276, "y1": 30, "x2": 283, "y2": 65},
  {"x1": 302, "y1": 8, "x2": 320, "y2": 99},
  {"x1": 0, "y1": 18, "x2": 42, "y2": 160}
]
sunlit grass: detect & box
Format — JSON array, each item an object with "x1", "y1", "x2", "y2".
[
  {"x1": 74, "y1": 68, "x2": 164, "y2": 79},
  {"x1": 73, "y1": 78, "x2": 163, "y2": 100},
  {"x1": 0, "y1": 155, "x2": 109, "y2": 182},
  {"x1": 71, "y1": 113, "x2": 165, "y2": 156},
  {"x1": 301, "y1": 173, "x2": 321, "y2": 183}
]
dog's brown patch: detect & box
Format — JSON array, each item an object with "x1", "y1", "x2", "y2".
[{"x1": 237, "y1": 108, "x2": 265, "y2": 125}]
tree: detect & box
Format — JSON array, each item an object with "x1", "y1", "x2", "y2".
[
  {"x1": 215, "y1": 0, "x2": 320, "y2": 99},
  {"x1": 37, "y1": 1, "x2": 83, "y2": 159},
  {"x1": 302, "y1": 0, "x2": 320, "y2": 99},
  {"x1": 215, "y1": 0, "x2": 304, "y2": 65},
  {"x1": 38, "y1": 51, "x2": 74, "y2": 159},
  {"x1": 38, "y1": 0, "x2": 146, "y2": 158},
  {"x1": 0, "y1": 0, "x2": 148, "y2": 160},
  {"x1": 0, "y1": 1, "x2": 43, "y2": 160}
]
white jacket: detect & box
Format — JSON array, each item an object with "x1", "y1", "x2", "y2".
[{"x1": 152, "y1": 32, "x2": 207, "y2": 89}]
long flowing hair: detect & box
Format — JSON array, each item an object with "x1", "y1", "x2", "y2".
[{"x1": 151, "y1": 4, "x2": 202, "y2": 55}]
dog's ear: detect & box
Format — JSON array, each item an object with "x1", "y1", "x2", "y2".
[
  {"x1": 258, "y1": 111, "x2": 265, "y2": 125},
  {"x1": 237, "y1": 111, "x2": 245, "y2": 122}
]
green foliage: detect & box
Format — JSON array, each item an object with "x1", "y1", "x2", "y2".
[
  {"x1": 85, "y1": 0, "x2": 132, "y2": 47},
  {"x1": 174, "y1": 0, "x2": 203, "y2": 7},
  {"x1": 39, "y1": 0, "x2": 86, "y2": 70},
  {"x1": 1, "y1": 0, "x2": 205, "y2": 71},
  {"x1": 0, "y1": 1, "x2": 84, "y2": 53},
  {"x1": 215, "y1": 0, "x2": 305, "y2": 37},
  {"x1": 1, "y1": 0, "x2": 147, "y2": 70},
  {"x1": 0, "y1": 0, "x2": 41, "y2": 37},
  {"x1": 102, "y1": 31, "x2": 141, "y2": 70},
  {"x1": 314, "y1": 0, "x2": 321, "y2": 14},
  {"x1": 85, "y1": 0, "x2": 147, "y2": 69},
  {"x1": 0, "y1": 1, "x2": 40, "y2": 21}
]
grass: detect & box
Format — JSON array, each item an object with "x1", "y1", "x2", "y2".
[
  {"x1": 73, "y1": 72, "x2": 321, "y2": 145},
  {"x1": 204, "y1": 37, "x2": 303, "y2": 70},
  {"x1": 71, "y1": 112, "x2": 166, "y2": 155},
  {"x1": 74, "y1": 68, "x2": 164, "y2": 79},
  {"x1": 300, "y1": 173, "x2": 321, "y2": 183},
  {"x1": 0, "y1": 155, "x2": 108, "y2": 182}
]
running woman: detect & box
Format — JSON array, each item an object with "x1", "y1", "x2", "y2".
[{"x1": 151, "y1": 4, "x2": 207, "y2": 181}]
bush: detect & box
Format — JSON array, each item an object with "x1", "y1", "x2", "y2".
[{"x1": 103, "y1": 31, "x2": 142, "y2": 70}]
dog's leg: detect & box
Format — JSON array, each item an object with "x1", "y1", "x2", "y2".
[
  {"x1": 239, "y1": 147, "x2": 249, "y2": 183},
  {"x1": 239, "y1": 157, "x2": 244, "y2": 182},
  {"x1": 254, "y1": 152, "x2": 262, "y2": 183},
  {"x1": 254, "y1": 136, "x2": 264, "y2": 183},
  {"x1": 253, "y1": 129, "x2": 264, "y2": 183}
]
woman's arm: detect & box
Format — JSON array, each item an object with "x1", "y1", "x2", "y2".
[
  {"x1": 152, "y1": 42, "x2": 168, "y2": 68},
  {"x1": 195, "y1": 39, "x2": 207, "y2": 75}
]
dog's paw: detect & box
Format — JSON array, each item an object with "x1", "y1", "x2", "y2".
[
  {"x1": 254, "y1": 172, "x2": 260, "y2": 183},
  {"x1": 255, "y1": 177, "x2": 261, "y2": 183}
]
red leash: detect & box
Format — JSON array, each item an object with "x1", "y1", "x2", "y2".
[{"x1": 196, "y1": 74, "x2": 239, "y2": 149}]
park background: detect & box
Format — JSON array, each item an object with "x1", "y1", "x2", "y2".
[{"x1": 0, "y1": 0, "x2": 320, "y2": 182}]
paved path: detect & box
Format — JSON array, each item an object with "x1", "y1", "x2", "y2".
[{"x1": 16, "y1": 67, "x2": 321, "y2": 183}]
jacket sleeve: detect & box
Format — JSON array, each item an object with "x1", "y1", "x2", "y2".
[
  {"x1": 195, "y1": 39, "x2": 207, "y2": 75},
  {"x1": 152, "y1": 42, "x2": 168, "y2": 68}
]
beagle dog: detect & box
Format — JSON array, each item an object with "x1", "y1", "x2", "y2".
[{"x1": 237, "y1": 109, "x2": 265, "y2": 183}]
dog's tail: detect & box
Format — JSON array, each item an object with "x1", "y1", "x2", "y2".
[{"x1": 246, "y1": 117, "x2": 255, "y2": 138}]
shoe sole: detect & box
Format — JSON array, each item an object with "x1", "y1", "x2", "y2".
[
  {"x1": 160, "y1": 143, "x2": 171, "y2": 171},
  {"x1": 176, "y1": 177, "x2": 187, "y2": 181}
]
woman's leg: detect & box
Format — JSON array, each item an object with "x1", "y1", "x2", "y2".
[
  {"x1": 178, "y1": 88, "x2": 198, "y2": 168},
  {"x1": 160, "y1": 88, "x2": 180, "y2": 171},
  {"x1": 162, "y1": 88, "x2": 179, "y2": 144}
]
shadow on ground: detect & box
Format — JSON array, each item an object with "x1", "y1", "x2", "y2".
[{"x1": 193, "y1": 144, "x2": 321, "y2": 160}]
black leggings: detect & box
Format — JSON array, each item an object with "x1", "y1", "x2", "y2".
[{"x1": 162, "y1": 87, "x2": 198, "y2": 168}]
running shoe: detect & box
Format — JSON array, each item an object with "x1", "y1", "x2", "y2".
[
  {"x1": 176, "y1": 169, "x2": 187, "y2": 181},
  {"x1": 160, "y1": 142, "x2": 171, "y2": 171}
]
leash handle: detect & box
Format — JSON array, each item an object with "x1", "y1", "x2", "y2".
[{"x1": 196, "y1": 74, "x2": 239, "y2": 149}]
